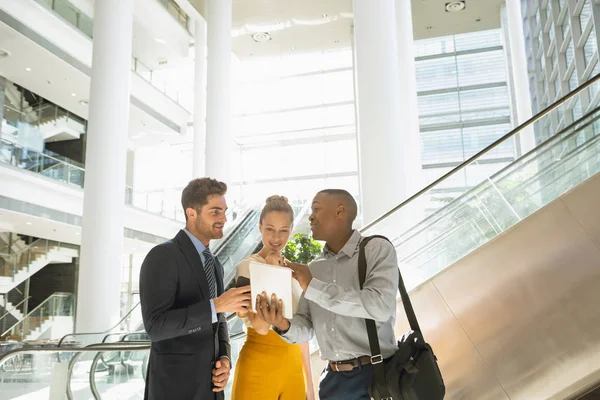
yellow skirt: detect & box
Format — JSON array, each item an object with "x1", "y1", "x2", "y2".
[{"x1": 231, "y1": 328, "x2": 307, "y2": 400}]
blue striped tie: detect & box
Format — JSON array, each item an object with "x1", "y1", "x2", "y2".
[{"x1": 202, "y1": 247, "x2": 217, "y2": 299}]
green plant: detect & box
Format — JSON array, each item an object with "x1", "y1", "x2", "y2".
[{"x1": 282, "y1": 233, "x2": 323, "y2": 264}]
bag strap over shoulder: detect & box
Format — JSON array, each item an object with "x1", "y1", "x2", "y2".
[
  {"x1": 358, "y1": 235, "x2": 421, "y2": 333},
  {"x1": 358, "y1": 235, "x2": 423, "y2": 400}
]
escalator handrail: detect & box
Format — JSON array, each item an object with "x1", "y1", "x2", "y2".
[
  {"x1": 57, "y1": 302, "x2": 141, "y2": 347},
  {"x1": 361, "y1": 73, "x2": 600, "y2": 232},
  {"x1": 382, "y1": 104, "x2": 600, "y2": 246}
]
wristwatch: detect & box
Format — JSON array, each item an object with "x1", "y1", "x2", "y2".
[{"x1": 273, "y1": 324, "x2": 290, "y2": 335}]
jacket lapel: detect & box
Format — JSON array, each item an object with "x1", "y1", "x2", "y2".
[
  {"x1": 214, "y1": 256, "x2": 225, "y2": 296},
  {"x1": 175, "y1": 230, "x2": 210, "y2": 301}
]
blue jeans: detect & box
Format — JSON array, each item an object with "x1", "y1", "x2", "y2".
[{"x1": 318, "y1": 363, "x2": 374, "y2": 400}]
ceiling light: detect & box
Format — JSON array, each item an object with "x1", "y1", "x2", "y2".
[
  {"x1": 71, "y1": 93, "x2": 76, "y2": 97},
  {"x1": 291, "y1": 46, "x2": 296, "y2": 50},
  {"x1": 322, "y1": 14, "x2": 328, "y2": 18},
  {"x1": 155, "y1": 38, "x2": 167, "y2": 44},
  {"x1": 445, "y1": 1, "x2": 466, "y2": 12},
  {"x1": 426, "y1": 26, "x2": 432, "y2": 30},
  {"x1": 251, "y1": 32, "x2": 271, "y2": 42},
  {"x1": 25, "y1": 67, "x2": 32, "y2": 72},
  {"x1": 76, "y1": 232, "x2": 80, "y2": 235},
  {"x1": 0, "y1": 49, "x2": 10, "y2": 58},
  {"x1": 79, "y1": 100, "x2": 88, "y2": 106},
  {"x1": 26, "y1": 222, "x2": 32, "y2": 225}
]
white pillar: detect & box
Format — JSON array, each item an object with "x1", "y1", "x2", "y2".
[
  {"x1": 76, "y1": 0, "x2": 133, "y2": 333},
  {"x1": 353, "y1": 0, "x2": 405, "y2": 225},
  {"x1": 396, "y1": 0, "x2": 423, "y2": 195},
  {"x1": 205, "y1": 0, "x2": 232, "y2": 181},
  {"x1": 192, "y1": 17, "x2": 207, "y2": 178},
  {"x1": 504, "y1": 0, "x2": 536, "y2": 154}
]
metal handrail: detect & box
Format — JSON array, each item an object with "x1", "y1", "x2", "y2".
[
  {"x1": 1, "y1": 293, "x2": 73, "y2": 338},
  {"x1": 58, "y1": 301, "x2": 141, "y2": 346},
  {"x1": 0, "y1": 341, "x2": 151, "y2": 365},
  {"x1": 0, "y1": 296, "x2": 32, "y2": 324},
  {"x1": 361, "y1": 73, "x2": 600, "y2": 231},
  {"x1": 0, "y1": 237, "x2": 59, "y2": 258}
]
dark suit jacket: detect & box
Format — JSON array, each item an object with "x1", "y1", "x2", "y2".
[{"x1": 140, "y1": 230, "x2": 231, "y2": 400}]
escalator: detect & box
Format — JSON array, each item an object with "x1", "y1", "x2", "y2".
[{"x1": 359, "y1": 75, "x2": 600, "y2": 400}]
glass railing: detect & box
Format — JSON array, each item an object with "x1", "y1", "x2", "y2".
[
  {"x1": 0, "y1": 137, "x2": 181, "y2": 220},
  {"x1": 0, "y1": 137, "x2": 85, "y2": 186},
  {"x1": 362, "y1": 74, "x2": 600, "y2": 291},
  {"x1": 35, "y1": 0, "x2": 93, "y2": 37},
  {"x1": 0, "y1": 342, "x2": 150, "y2": 400},
  {"x1": 125, "y1": 186, "x2": 184, "y2": 221},
  {"x1": 155, "y1": 0, "x2": 191, "y2": 31},
  {"x1": 33, "y1": 0, "x2": 185, "y2": 105},
  {"x1": 0, "y1": 239, "x2": 76, "y2": 287},
  {"x1": 0, "y1": 293, "x2": 74, "y2": 342}
]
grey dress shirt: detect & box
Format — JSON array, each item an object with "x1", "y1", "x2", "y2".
[{"x1": 278, "y1": 230, "x2": 399, "y2": 361}]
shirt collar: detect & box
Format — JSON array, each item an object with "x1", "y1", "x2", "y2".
[
  {"x1": 183, "y1": 228, "x2": 207, "y2": 255},
  {"x1": 323, "y1": 230, "x2": 362, "y2": 258}
]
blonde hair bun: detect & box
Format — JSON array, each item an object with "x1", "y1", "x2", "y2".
[{"x1": 265, "y1": 195, "x2": 289, "y2": 204}]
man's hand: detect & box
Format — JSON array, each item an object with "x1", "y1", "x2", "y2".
[
  {"x1": 255, "y1": 292, "x2": 290, "y2": 332},
  {"x1": 213, "y1": 286, "x2": 252, "y2": 314},
  {"x1": 212, "y1": 357, "x2": 230, "y2": 392},
  {"x1": 286, "y1": 262, "x2": 313, "y2": 291}
]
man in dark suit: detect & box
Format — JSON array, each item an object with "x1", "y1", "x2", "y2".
[{"x1": 140, "y1": 178, "x2": 252, "y2": 399}]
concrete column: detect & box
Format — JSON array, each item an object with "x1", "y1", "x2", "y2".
[
  {"x1": 395, "y1": 0, "x2": 423, "y2": 195},
  {"x1": 353, "y1": 0, "x2": 405, "y2": 225},
  {"x1": 192, "y1": 18, "x2": 207, "y2": 178},
  {"x1": 504, "y1": 0, "x2": 536, "y2": 154},
  {"x1": 205, "y1": 0, "x2": 232, "y2": 181},
  {"x1": 76, "y1": 0, "x2": 133, "y2": 332}
]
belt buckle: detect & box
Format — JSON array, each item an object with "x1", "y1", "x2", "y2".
[
  {"x1": 370, "y1": 354, "x2": 383, "y2": 364},
  {"x1": 331, "y1": 361, "x2": 341, "y2": 372}
]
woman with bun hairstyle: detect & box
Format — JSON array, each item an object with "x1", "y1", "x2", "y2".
[{"x1": 231, "y1": 195, "x2": 314, "y2": 400}]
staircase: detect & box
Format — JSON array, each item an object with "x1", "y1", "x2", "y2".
[
  {"x1": 1, "y1": 293, "x2": 74, "y2": 341},
  {"x1": 2, "y1": 301, "x2": 24, "y2": 321},
  {"x1": 3, "y1": 82, "x2": 36, "y2": 124},
  {"x1": 0, "y1": 233, "x2": 28, "y2": 255},
  {"x1": 0, "y1": 239, "x2": 79, "y2": 294}
]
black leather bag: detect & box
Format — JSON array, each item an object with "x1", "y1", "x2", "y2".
[{"x1": 359, "y1": 236, "x2": 445, "y2": 400}]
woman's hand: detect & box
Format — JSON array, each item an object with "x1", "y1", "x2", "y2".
[{"x1": 265, "y1": 251, "x2": 286, "y2": 266}]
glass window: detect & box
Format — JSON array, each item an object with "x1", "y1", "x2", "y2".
[
  {"x1": 588, "y1": 61, "x2": 600, "y2": 99},
  {"x1": 569, "y1": 69, "x2": 579, "y2": 91},
  {"x1": 415, "y1": 36, "x2": 455, "y2": 57},
  {"x1": 551, "y1": 49, "x2": 559, "y2": 73},
  {"x1": 462, "y1": 124, "x2": 513, "y2": 160},
  {"x1": 579, "y1": 0, "x2": 592, "y2": 32},
  {"x1": 566, "y1": 39, "x2": 575, "y2": 66},
  {"x1": 554, "y1": 75, "x2": 562, "y2": 97},
  {"x1": 421, "y1": 128, "x2": 465, "y2": 164},
  {"x1": 454, "y1": 30, "x2": 502, "y2": 51},
  {"x1": 583, "y1": 28, "x2": 597, "y2": 67},
  {"x1": 418, "y1": 92, "x2": 461, "y2": 126},
  {"x1": 415, "y1": 56, "x2": 458, "y2": 91},
  {"x1": 572, "y1": 97, "x2": 583, "y2": 120},
  {"x1": 561, "y1": 13, "x2": 570, "y2": 40},
  {"x1": 456, "y1": 50, "x2": 507, "y2": 86}
]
